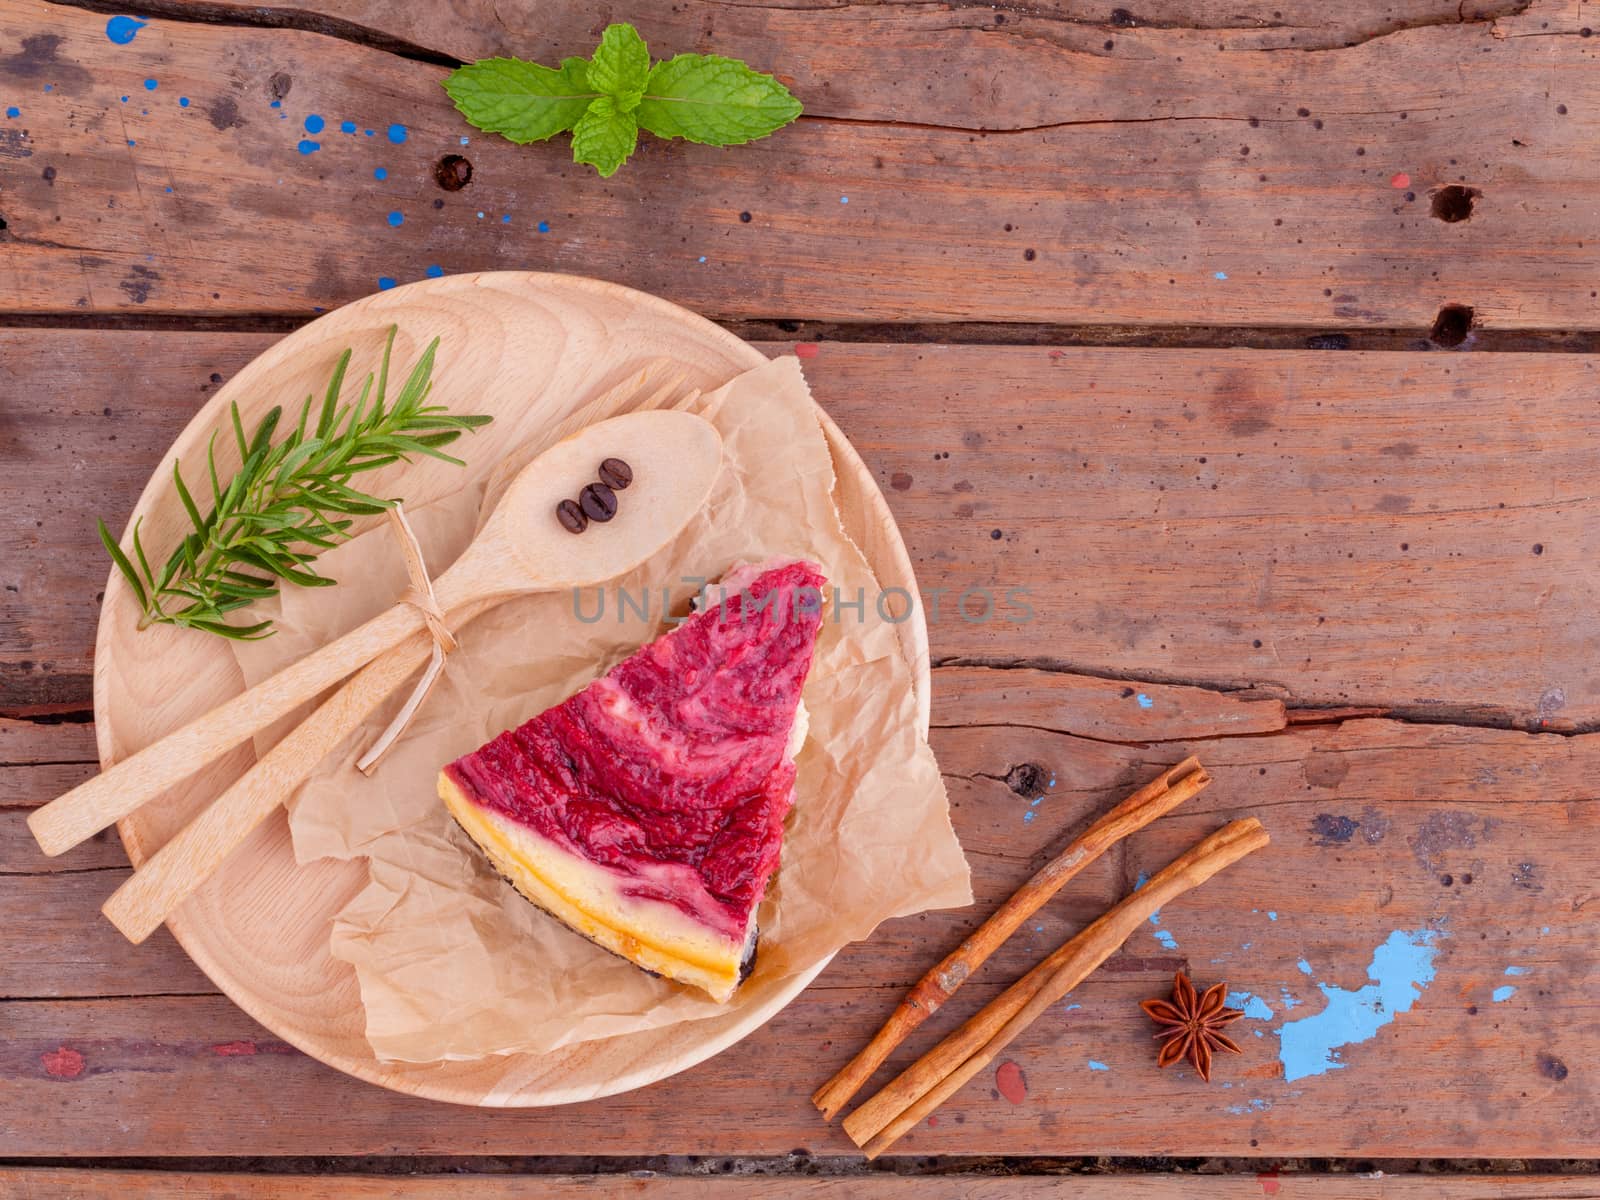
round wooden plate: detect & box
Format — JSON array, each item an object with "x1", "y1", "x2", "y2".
[{"x1": 94, "y1": 272, "x2": 929, "y2": 1106}]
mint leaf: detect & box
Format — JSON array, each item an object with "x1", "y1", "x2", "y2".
[
  {"x1": 636, "y1": 54, "x2": 801, "y2": 146},
  {"x1": 571, "y1": 97, "x2": 639, "y2": 177},
  {"x1": 443, "y1": 57, "x2": 596, "y2": 143},
  {"x1": 587, "y1": 24, "x2": 650, "y2": 111}
]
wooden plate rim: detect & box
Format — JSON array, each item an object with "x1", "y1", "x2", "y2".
[{"x1": 92, "y1": 270, "x2": 930, "y2": 1105}]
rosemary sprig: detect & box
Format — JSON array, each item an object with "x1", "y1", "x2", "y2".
[{"x1": 98, "y1": 326, "x2": 492, "y2": 640}]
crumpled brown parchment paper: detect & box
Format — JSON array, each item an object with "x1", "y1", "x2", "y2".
[{"x1": 228, "y1": 355, "x2": 971, "y2": 1063}]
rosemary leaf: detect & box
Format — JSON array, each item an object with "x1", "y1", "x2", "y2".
[{"x1": 99, "y1": 327, "x2": 492, "y2": 640}]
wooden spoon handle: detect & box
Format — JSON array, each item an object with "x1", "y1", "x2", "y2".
[
  {"x1": 28, "y1": 601, "x2": 424, "y2": 857},
  {"x1": 99, "y1": 623, "x2": 448, "y2": 943}
]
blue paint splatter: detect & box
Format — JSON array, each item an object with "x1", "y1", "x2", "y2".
[
  {"x1": 1492, "y1": 985, "x2": 1516, "y2": 1003},
  {"x1": 1214, "y1": 271, "x2": 1229, "y2": 280},
  {"x1": 425, "y1": 265, "x2": 444, "y2": 278},
  {"x1": 120, "y1": 96, "x2": 129, "y2": 103},
  {"x1": 1297, "y1": 958, "x2": 1313, "y2": 976},
  {"x1": 1133, "y1": 871, "x2": 1166, "y2": 930},
  {"x1": 1267, "y1": 911, "x2": 1278, "y2": 921},
  {"x1": 4, "y1": 106, "x2": 17, "y2": 119},
  {"x1": 459, "y1": 134, "x2": 470, "y2": 145},
  {"x1": 1540, "y1": 926, "x2": 1551, "y2": 936},
  {"x1": 1226, "y1": 991, "x2": 1274, "y2": 1021},
  {"x1": 501, "y1": 214, "x2": 512, "y2": 224},
  {"x1": 840, "y1": 195, "x2": 849, "y2": 204},
  {"x1": 476, "y1": 211, "x2": 485, "y2": 219},
  {"x1": 378, "y1": 276, "x2": 397, "y2": 290},
  {"x1": 1277, "y1": 928, "x2": 1441, "y2": 1083},
  {"x1": 374, "y1": 167, "x2": 387, "y2": 180},
  {"x1": 143, "y1": 78, "x2": 158, "y2": 91},
  {"x1": 538, "y1": 220, "x2": 551, "y2": 233},
  {"x1": 1087, "y1": 1060, "x2": 1110, "y2": 1072},
  {"x1": 340, "y1": 119, "x2": 357, "y2": 133},
  {"x1": 1504, "y1": 965, "x2": 1528, "y2": 976},
  {"x1": 270, "y1": 100, "x2": 281, "y2": 109},
  {"x1": 387, "y1": 210, "x2": 404, "y2": 227},
  {"x1": 304, "y1": 114, "x2": 325, "y2": 134},
  {"x1": 387, "y1": 123, "x2": 408, "y2": 144},
  {"x1": 179, "y1": 96, "x2": 190, "y2": 108},
  {"x1": 43, "y1": 84, "x2": 52, "y2": 92},
  {"x1": 297, "y1": 140, "x2": 321, "y2": 155},
  {"x1": 1225, "y1": 1098, "x2": 1271, "y2": 1115},
  {"x1": 1022, "y1": 810, "x2": 1036, "y2": 823},
  {"x1": 126, "y1": 138, "x2": 136, "y2": 146},
  {"x1": 1136, "y1": 693, "x2": 1153, "y2": 709},
  {"x1": 365, "y1": 128, "x2": 375, "y2": 136},
  {"x1": 1063, "y1": 1003, "x2": 1082, "y2": 1012},
  {"x1": 106, "y1": 15, "x2": 147, "y2": 44},
  {"x1": 1152, "y1": 929, "x2": 1178, "y2": 950}
]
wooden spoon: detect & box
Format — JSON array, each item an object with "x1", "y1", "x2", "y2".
[
  {"x1": 97, "y1": 372, "x2": 698, "y2": 945},
  {"x1": 30, "y1": 409, "x2": 723, "y2": 858}
]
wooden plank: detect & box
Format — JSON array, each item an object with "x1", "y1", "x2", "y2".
[
  {"x1": 0, "y1": 717, "x2": 97, "y2": 764},
  {"x1": 0, "y1": 861, "x2": 215, "y2": 996},
  {"x1": 5, "y1": 333, "x2": 1596, "y2": 727},
  {"x1": 931, "y1": 668, "x2": 1287, "y2": 742},
  {"x1": 143, "y1": 0, "x2": 1517, "y2": 65},
  {"x1": 2, "y1": 717, "x2": 1594, "y2": 1156},
  {"x1": 0, "y1": 670, "x2": 1254, "y2": 994},
  {"x1": 5, "y1": 1169, "x2": 1598, "y2": 1200},
  {"x1": 0, "y1": 809, "x2": 130, "y2": 873},
  {"x1": 2, "y1": 0, "x2": 1598, "y2": 326}
]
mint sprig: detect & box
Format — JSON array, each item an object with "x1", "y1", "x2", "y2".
[{"x1": 443, "y1": 23, "x2": 801, "y2": 177}]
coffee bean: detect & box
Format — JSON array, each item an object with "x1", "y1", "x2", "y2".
[
  {"x1": 556, "y1": 498, "x2": 588, "y2": 534},
  {"x1": 580, "y1": 482, "x2": 618, "y2": 522},
  {"x1": 598, "y1": 457, "x2": 633, "y2": 490}
]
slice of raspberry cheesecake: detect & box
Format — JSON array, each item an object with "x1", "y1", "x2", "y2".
[{"x1": 438, "y1": 560, "x2": 826, "y2": 1002}]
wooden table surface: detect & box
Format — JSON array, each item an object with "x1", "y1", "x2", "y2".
[{"x1": 3, "y1": 0, "x2": 1598, "y2": 1195}]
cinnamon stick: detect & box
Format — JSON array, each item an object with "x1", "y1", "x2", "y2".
[
  {"x1": 812, "y1": 756, "x2": 1211, "y2": 1121},
  {"x1": 847, "y1": 817, "x2": 1271, "y2": 1155}
]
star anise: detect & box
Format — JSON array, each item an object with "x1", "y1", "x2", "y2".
[{"x1": 1139, "y1": 970, "x2": 1245, "y2": 1082}]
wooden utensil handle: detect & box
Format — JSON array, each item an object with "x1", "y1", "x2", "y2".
[
  {"x1": 28, "y1": 601, "x2": 425, "y2": 857},
  {"x1": 99, "y1": 628, "x2": 441, "y2": 943}
]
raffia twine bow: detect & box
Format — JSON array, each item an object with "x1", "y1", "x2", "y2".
[{"x1": 355, "y1": 503, "x2": 457, "y2": 774}]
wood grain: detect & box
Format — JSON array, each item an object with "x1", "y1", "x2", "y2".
[
  {"x1": 3, "y1": 713, "x2": 1595, "y2": 1156},
  {"x1": 3, "y1": 0, "x2": 1598, "y2": 326},
  {"x1": 6, "y1": 334, "x2": 1596, "y2": 727},
  {"x1": 107, "y1": 0, "x2": 1525, "y2": 67},
  {"x1": 6, "y1": 1169, "x2": 1598, "y2": 1200}
]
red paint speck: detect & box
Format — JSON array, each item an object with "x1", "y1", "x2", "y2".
[
  {"x1": 1390, "y1": 172, "x2": 1410, "y2": 189},
  {"x1": 41, "y1": 1047, "x2": 85, "y2": 1078},
  {"x1": 1258, "y1": 1170, "x2": 1281, "y2": 1195},
  {"x1": 995, "y1": 1059, "x2": 1027, "y2": 1104},
  {"x1": 212, "y1": 1040, "x2": 258, "y2": 1056},
  {"x1": 794, "y1": 342, "x2": 819, "y2": 359},
  {"x1": 926, "y1": 1115, "x2": 939, "y2": 1127},
  {"x1": 1048, "y1": 349, "x2": 1066, "y2": 360}
]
